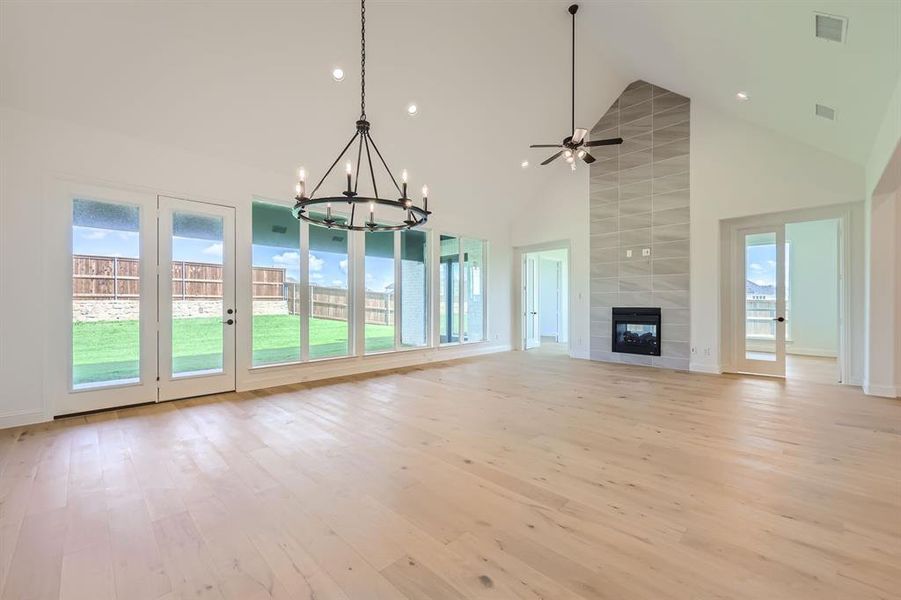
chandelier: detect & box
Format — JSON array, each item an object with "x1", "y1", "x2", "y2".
[{"x1": 292, "y1": 0, "x2": 430, "y2": 231}]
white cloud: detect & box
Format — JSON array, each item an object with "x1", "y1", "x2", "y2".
[
  {"x1": 311, "y1": 272, "x2": 324, "y2": 281},
  {"x1": 309, "y1": 253, "x2": 324, "y2": 272},
  {"x1": 339, "y1": 259, "x2": 348, "y2": 273},
  {"x1": 749, "y1": 263, "x2": 763, "y2": 272},
  {"x1": 331, "y1": 279, "x2": 344, "y2": 287},
  {"x1": 272, "y1": 251, "x2": 300, "y2": 265},
  {"x1": 82, "y1": 229, "x2": 108, "y2": 240},
  {"x1": 766, "y1": 260, "x2": 777, "y2": 267},
  {"x1": 202, "y1": 242, "x2": 223, "y2": 256}
]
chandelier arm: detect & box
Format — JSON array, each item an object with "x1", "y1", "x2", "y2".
[
  {"x1": 310, "y1": 131, "x2": 360, "y2": 198},
  {"x1": 363, "y1": 133, "x2": 379, "y2": 200},
  {"x1": 366, "y1": 133, "x2": 403, "y2": 196},
  {"x1": 353, "y1": 134, "x2": 364, "y2": 195},
  {"x1": 350, "y1": 202, "x2": 356, "y2": 228}
]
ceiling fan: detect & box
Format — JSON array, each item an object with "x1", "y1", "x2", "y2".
[{"x1": 530, "y1": 4, "x2": 623, "y2": 167}]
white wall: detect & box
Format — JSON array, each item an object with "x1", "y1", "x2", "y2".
[
  {"x1": 0, "y1": 107, "x2": 512, "y2": 427},
  {"x1": 511, "y1": 168, "x2": 591, "y2": 358},
  {"x1": 690, "y1": 102, "x2": 866, "y2": 378},
  {"x1": 866, "y1": 190, "x2": 899, "y2": 397},
  {"x1": 785, "y1": 219, "x2": 839, "y2": 357}
]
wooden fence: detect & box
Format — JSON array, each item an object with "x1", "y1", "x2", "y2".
[{"x1": 73, "y1": 254, "x2": 394, "y2": 324}]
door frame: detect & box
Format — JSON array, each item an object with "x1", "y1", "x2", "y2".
[
  {"x1": 720, "y1": 204, "x2": 856, "y2": 383},
  {"x1": 512, "y1": 240, "x2": 572, "y2": 353}
]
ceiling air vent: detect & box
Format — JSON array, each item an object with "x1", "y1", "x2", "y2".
[
  {"x1": 816, "y1": 104, "x2": 836, "y2": 121},
  {"x1": 814, "y1": 12, "x2": 847, "y2": 43}
]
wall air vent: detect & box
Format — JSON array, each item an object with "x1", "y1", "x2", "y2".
[
  {"x1": 816, "y1": 104, "x2": 836, "y2": 121},
  {"x1": 814, "y1": 12, "x2": 847, "y2": 43}
]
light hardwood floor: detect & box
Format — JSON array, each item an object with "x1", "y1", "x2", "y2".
[{"x1": 1, "y1": 351, "x2": 899, "y2": 599}]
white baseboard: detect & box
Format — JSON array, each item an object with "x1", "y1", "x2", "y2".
[
  {"x1": 0, "y1": 410, "x2": 47, "y2": 430},
  {"x1": 863, "y1": 382, "x2": 900, "y2": 398},
  {"x1": 239, "y1": 343, "x2": 511, "y2": 393},
  {"x1": 786, "y1": 347, "x2": 838, "y2": 358},
  {"x1": 689, "y1": 361, "x2": 722, "y2": 375}
]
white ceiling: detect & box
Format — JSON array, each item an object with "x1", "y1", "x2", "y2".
[
  {"x1": 1, "y1": 1, "x2": 898, "y2": 212},
  {"x1": 582, "y1": 0, "x2": 901, "y2": 167}
]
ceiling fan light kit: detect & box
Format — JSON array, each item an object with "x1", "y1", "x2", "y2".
[
  {"x1": 292, "y1": 0, "x2": 430, "y2": 232},
  {"x1": 529, "y1": 3, "x2": 623, "y2": 169}
]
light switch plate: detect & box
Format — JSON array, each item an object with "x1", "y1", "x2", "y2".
[
  {"x1": 642, "y1": 248, "x2": 651, "y2": 257},
  {"x1": 626, "y1": 249, "x2": 633, "y2": 258}
]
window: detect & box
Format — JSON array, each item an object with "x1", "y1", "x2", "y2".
[
  {"x1": 439, "y1": 235, "x2": 487, "y2": 345},
  {"x1": 439, "y1": 235, "x2": 460, "y2": 344},
  {"x1": 400, "y1": 229, "x2": 428, "y2": 348},
  {"x1": 72, "y1": 199, "x2": 141, "y2": 388},
  {"x1": 365, "y1": 231, "x2": 396, "y2": 353},
  {"x1": 463, "y1": 238, "x2": 486, "y2": 342},
  {"x1": 251, "y1": 201, "x2": 301, "y2": 366},
  {"x1": 309, "y1": 219, "x2": 350, "y2": 359}
]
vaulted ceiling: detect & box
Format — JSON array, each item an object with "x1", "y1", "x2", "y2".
[{"x1": 2, "y1": 1, "x2": 898, "y2": 214}]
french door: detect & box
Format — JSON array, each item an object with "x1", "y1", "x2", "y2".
[
  {"x1": 734, "y1": 224, "x2": 786, "y2": 377},
  {"x1": 60, "y1": 191, "x2": 235, "y2": 416},
  {"x1": 158, "y1": 196, "x2": 236, "y2": 401},
  {"x1": 524, "y1": 255, "x2": 541, "y2": 349}
]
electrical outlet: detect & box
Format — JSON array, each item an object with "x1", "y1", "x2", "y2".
[
  {"x1": 626, "y1": 249, "x2": 633, "y2": 258},
  {"x1": 642, "y1": 248, "x2": 651, "y2": 257},
  {"x1": 691, "y1": 346, "x2": 697, "y2": 354},
  {"x1": 704, "y1": 347, "x2": 711, "y2": 356}
]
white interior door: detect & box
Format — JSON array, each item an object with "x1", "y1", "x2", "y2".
[
  {"x1": 524, "y1": 255, "x2": 540, "y2": 349},
  {"x1": 735, "y1": 225, "x2": 786, "y2": 377},
  {"x1": 158, "y1": 196, "x2": 236, "y2": 401}
]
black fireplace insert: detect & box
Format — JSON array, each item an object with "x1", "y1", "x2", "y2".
[{"x1": 612, "y1": 307, "x2": 661, "y2": 356}]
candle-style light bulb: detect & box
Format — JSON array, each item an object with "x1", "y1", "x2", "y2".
[
  {"x1": 296, "y1": 167, "x2": 306, "y2": 198},
  {"x1": 401, "y1": 169, "x2": 408, "y2": 198},
  {"x1": 345, "y1": 162, "x2": 353, "y2": 193},
  {"x1": 422, "y1": 185, "x2": 429, "y2": 213},
  {"x1": 402, "y1": 169, "x2": 408, "y2": 183}
]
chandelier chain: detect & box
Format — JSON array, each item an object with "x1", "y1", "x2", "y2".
[{"x1": 360, "y1": 0, "x2": 366, "y2": 119}]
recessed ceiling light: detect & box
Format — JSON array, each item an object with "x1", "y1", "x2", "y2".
[
  {"x1": 736, "y1": 91, "x2": 749, "y2": 101},
  {"x1": 406, "y1": 103, "x2": 418, "y2": 116},
  {"x1": 332, "y1": 67, "x2": 345, "y2": 82},
  {"x1": 521, "y1": 160, "x2": 529, "y2": 169}
]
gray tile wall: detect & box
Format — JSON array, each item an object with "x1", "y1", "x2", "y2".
[{"x1": 589, "y1": 80, "x2": 690, "y2": 370}]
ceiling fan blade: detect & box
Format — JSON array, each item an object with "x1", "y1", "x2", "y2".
[
  {"x1": 541, "y1": 151, "x2": 563, "y2": 166},
  {"x1": 580, "y1": 151, "x2": 596, "y2": 164},
  {"x1": 571, "y1": 128, "x2": 588, "y2": 144},
  {"x1": 530, "y1": 144, "x2": 563, "y2": 148},
  {"x1": 585, "y1": 137, "x2": 624, "y2": 147}
]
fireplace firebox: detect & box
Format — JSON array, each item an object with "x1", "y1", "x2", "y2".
[{"x1": 612, "y1": 307, "x2": 661, "y2": 356}]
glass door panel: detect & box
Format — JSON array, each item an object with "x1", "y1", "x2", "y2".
[
  {"x1": 439, "y1": 235, "x2": 460, "y2": 344},
  {"x1": 737, "y1": 226, "x2": 786, "y2": 376},
  {"x1": 158, "y1": 196, "x2": 236, "y2": 401}
]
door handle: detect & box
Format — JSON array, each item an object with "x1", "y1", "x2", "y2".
[
  {"x1": 772, "y1": 317, "x2": 785, "y2": 322},
  {"x1": 222, "y1": 319, "x2": 234, "y2": 325}
]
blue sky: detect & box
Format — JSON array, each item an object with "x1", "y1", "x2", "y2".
[
  {"x1": 746, "y1": 244, "x2": 776, "y2": 286},
  {"x1": 74, "y1": 225, "x2": 392, "y2": 291}
]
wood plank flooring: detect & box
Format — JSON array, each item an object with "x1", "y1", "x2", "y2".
[{"x1": 1, "y1": 350, "x2": 899, "y2": 599}]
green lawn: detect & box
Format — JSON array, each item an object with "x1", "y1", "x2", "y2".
[{"x1": 72, "y1": 315, "x2": 395, "y2": 386}]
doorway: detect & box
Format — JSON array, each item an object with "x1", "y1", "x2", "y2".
[
  {"x1": 732, "y1": 217, "x2": 842, "y2": 383},
  {"x1": 520, "y1": 247, "x2": 568, "y2": 352},
  {"x1": 61, "y1": 193, "x2": 236, "y2": 415}
]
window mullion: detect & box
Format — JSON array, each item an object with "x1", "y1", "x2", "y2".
[{"x1": 299, "y1": 219, "x2": 310, "y2": 362}]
